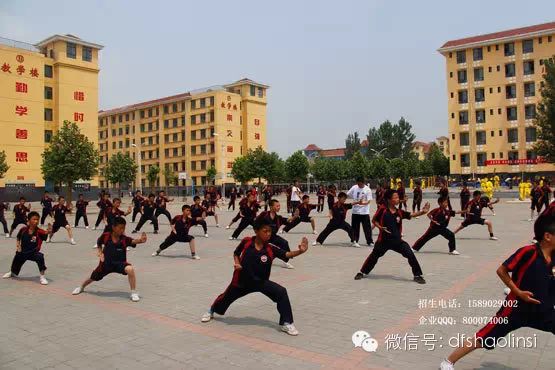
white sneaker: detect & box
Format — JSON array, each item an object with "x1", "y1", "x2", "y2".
[
  {"x1": 312, "y1": 230, "x2": 317, "y2": 235},
  {"x1": 284, "y1": 262, "x2": 295, "y2": 269},
  {"x1": 449, "y1": 250, "x2": 460, "y2": 255},
  {"x1": 85, "y1": 226, "x2": 89, "y2": 229},
  {"x1": 192, "y1": 255, "x2": 200, "y2": 260},
  {"x1": 39, "y1": 276, "x2": 49, "y2": 285},
  {"x1": 92, "y1": 243, "x2": 98, "y2": 249},
  {"x1": 92, "y1": 226, "x2": 97, "y2": 230},
  {"x1": 126, "y1": 246, "x2": 131, "y2": 251},
  {"x1": 368, "y1": 242, "x2": 374, "y2": 247},
  {"x1": 278, "y1": 230, "x2": 284, "y2": 234},
  {"x1": 201, "y1": 311, "x2": 213, "y2": 323},
  {"x1": 70, "y1": 238, "x2": 76, "y2": 245},
  {"x1": 225, "y1": 225, "x2": 230, "y2": 229},
  {"x1": 216, "y1": 224, "x2": 220, "y2": 228},
  {"x1": 412, "y1": 248, "x2": 419, "y2": 253},
  {"x1": 528, "y1": 218, "x2": 533, "y2": 222},
  {"x1": 490, "y1": 236, "x2": 498, "y2": 241},
  {"x1": 72, "y1": 286, "x2": 83, "y2": 295},
  {"x1": 503, "y1": 287, "x2": 511, "y2": 296},
  {"x1": 3, "y1": 272, "x2": 13, "y2": 278},
  {"x1": 439, "y1": 359, "x2": 455, "y2": 370},
  {"x1": 130, "y1": 292, "x2": 140, "y2": 302},
  {"x1": 5, "y1": 233, "x2": 9, "y2": 238},
  {"x1": 46, "y1": 236, "x2": 51, "y2": 243},
  {"x1": 204, "y1": 234, "x2": 209, "y2": 238},
  {"x1": 414, "y1": 216, "x2": 419, "y2": 219},
  {"x1": 352, "y1": 242, "x2": 361, "y2": 248},
  {"x1": 229, "y1": 236, "x2": 236, "y2": 240},
  {"x1": 312, "y1": 241, "x2": 320, "y2": 246},
  {"x1": 152, "y1": 251, "x2": 160, "y2": 256},
  {"x1": 280, "y1": 323, "x2": 299, "y2": 336}
]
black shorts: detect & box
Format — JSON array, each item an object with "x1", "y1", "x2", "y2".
[
  {"x1": 206, "y1": 211, "x2": 215, "y2": 217},
  {"x1": 300, "y1": 216, "x2": 312, "y2": 223},
  {"x1": 90, "y1": 261, "x2": 130, "y2": 281},
  {"x1": 462, "y1": 218, "x2": 485, "y2": 227},
  {"x1": 52, "y1": 220, "x2": 69, "y2": 233},
  {"x1": 531, "y1": 199, "x2": 542, "y2": 211}
]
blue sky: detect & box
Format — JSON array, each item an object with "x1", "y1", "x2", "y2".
[{"x1": 1, "y1": 0, "x2": 554, "y2": 157}]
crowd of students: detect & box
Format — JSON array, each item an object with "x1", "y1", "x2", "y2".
[{"x1": 1, "y1": 178, "x2": 554, "y2": 368}]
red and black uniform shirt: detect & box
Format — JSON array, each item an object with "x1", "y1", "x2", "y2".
[
  {"x1": 240, "y1": 200, "x2": 259, "y2": 219},
  {"x1": 0, "y1": 202, "x2": 7, "y2": 217},
  {"x1": 97, "y1": 232, "x2": 134, "y2": 264},
  {"x1": 331, "y1": 202, "x2": 352, "y2": 222},
  {"x1": 191, "y1": 204, "x2": 206, "y2": 219},
  {"x1": 97, "y1": 198, "x2": 112, "y2": 217},
  {"x1": 296, "y1": 203, "x2": 316, "y2": 221},
  {"x1": 397, "y1": 186, "x2": 406, "y2": 200},
  {"x1": 413, "y1": 187, "x2": 422, "y2": 201},
  {"x1": 13, "y1": 204, "x2": 30, "y2": 221},
  {"x1": 373, "y1": 205, "x2": 411, "y2": 242},
  {"x1": 531, "y1": 186, "x2": 544, "y2": 201},
  {"x1": 464, "y1": 199, "x2": 484, "y2": 221},
  {"x1": 327, "y1": 190, "x2": 336, "y2": 203},
  {"x1": 317, "y1": 190, "x2": 326, "y2": 199},
  {"x1": 17, "y1": 226, "x2": 48, "y2": 254},
  {"x1": 132, "y1": 195, "x2": 143, "y2": 209},
  {"x1": 503, "y1": 244, "x2": 555, "y2": 313},
  {"x1": 541, "y1": 185, "x2": 552, "y2": 201},
  {"x1": 428, "y1": 207, "x2": 455, "y2": 229},
  {"x1": 40, "y1": 196, "x2": 53, "y2": 210},
  {"x1": 52, "y1": 204, "x2": 70, "y2": 224},
  {"x1": 233, "y1": 236, "x2": 288, "y2": 286},
  {"x1": 141, "y1": 200, "x2": 156, "y2": 217},
  {"x1": 106, "y1": 207, "x2": 125, "y2": 227},
  {"x1": 460, "y1": 188, "x2": 470, "y2": 202},
  {"x1": 76, "y1": 200, "x2": 89, "y2": 212},
  {"x1": 438, "y1": 187, "x2": 449, "y2": 198},
  {"x1": 229, "y1": 189, "x2": 237, "y2": 199},
  {"x1": 256, "y1": 211, "x2": 288, "y2": 235},
  {"x1": 156, "y1": 196, "x2": 169, "y2": 210},
  {"x1": 171, "y1": 215, "x2": 193, "y2": 236},
  {"x1": 201, "y1": 199, "x2": 215, "y2": 215}
]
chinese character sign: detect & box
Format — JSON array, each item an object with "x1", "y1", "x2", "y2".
[
  {"x1": 15, "y1": 106, "x2": 28, "y2": 116},
  {"x1": 227, "y1": 114, "x2": 233, "y2": 122},
  {"x1": 16, "y1": 129, "x2": 28, "y2": 139},
  {"x1": 74, "y1": 91, "x2": 85, "y2": 101},
  {"x1": 16, "y1": 152, "x2": 28, "y2": 162},
  {"x1": 15, "y1": 82, "x2": 28, "y2": 93},
  {"x1": 74, "y1": 112, "x2": 84, "y2": 122}
]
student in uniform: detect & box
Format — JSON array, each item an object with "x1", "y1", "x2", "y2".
[
  {"x1": 397, "y1": 180, "x2": 408, "y2": 210},
  {"x1": 152, "y1": 205, "x2": 200, "y2": 259},
  {"x1": 131, "y1": 193, "x2": 159, "y2": 234},
  {"x1": 346, "y1": 177, "x2": 374, "y2": 247},
  {"x1": 3, "y1": 211, "x2": 52, "y2": 285},
  {"x1": 47, "y1": 196, "x2": 76, "y2": 245},
  {"x1": 9, "y1": 197, "x2": 30, "y2": 238},
  {"x1": 226, "y1": 196, "x2": 248, "y2": 230},
  {"x1": 103, "y1": 198, "x2": 132, "y2": 232},
  {"x1": 453, "y1": 191, "x2": 499, "y2": 240},
  {"x1": 313, "y1": 192, "x2": 355, "y2": 246},
  {"x1": 200, "y1": 217, "x2": 309, "y2": 336},
  {"x1": 412, "y1": 196, "x2": 465, "y2": 255},
  {"x1": 438, "y1": 181, "x2": 452, "y2": 210},
  {"x1": 326, "y1": 184, "x2": 337, "y2": 211},
  {"x1": 354, "y1": 189, "x2": 430, "y2": 284},
  {"x1": 72, "y1": 217, "x2": 147, "y2": 302},
  {"x1": 459, "y1": 182, "x2": 471, "y2": 218},
  {"x1": 541, "y1": 180, "x2": 551, "y2": 213},
  {"x1": 131, "y1": 190, "x2": 144, "y2": 223},
  {"x1": 155, "y1": 190, "x2": 173, "y2": 223},
  {"x1": 255, "y1": 199, "x2": 296, "y2": 269},
  {"x1": 190, "y1": 196, "x2": 209, "y2": 237},
  {"x1": 40, "y1": 191, "x2": 54, "y2": 226},
  {"x1": 281, "y1": 195, "x2": 317, "y2": 234},
  {"x1": 202, "y1": 193, "x2": 220, "y2": 227},
  {"x1": 286, "y1": 184, "x2": 293, "y2": 214},
  {"x1": 439, "y1": 217, "x2": 555, "y2": 370},
  {"x1": 375, "y1": 184, "x2": 385, "y2": 207},
  {"x1": 228, "y1": 187, "x2": 237, "y2": 211},
  {"x1": 93, "y1": 192, "x2": 112, "y2": 230},
  {"x1": 412, "y1": 182, "x2": 423, "y2": 213},
  {"x1": 316, "y1": 185, "x2": 326, "y2": 213},
  {"x1": 529, "y1": 180, "x2": 544, "y2": 221},
  {"x1": 262, "y1": 185, "x2": 272, "y2": 211},
  {"x1": 74, "y1": 194, "x2": 90, "y2": 228},
  {"x1": 229, "y1": 193, "x2": 259, "y2": 240},
  {"x1": 0, "y1": 200, "x2": 9, "y2": 237}
]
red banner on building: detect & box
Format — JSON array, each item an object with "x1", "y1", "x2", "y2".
[{"x1": 485, "y1": 158, "x2": 545, "y2": 166}]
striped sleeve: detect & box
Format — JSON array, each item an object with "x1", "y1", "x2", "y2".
[
  {"x1": 503, "y1": 245, "x2": 536, "y2": 272},
  {"x1": 372, "y1": 206, "x2": 385, "y2": 224}
]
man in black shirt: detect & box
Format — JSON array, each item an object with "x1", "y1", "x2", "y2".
[
  {"x1": 355, "y1": 189, "x2": 430, "y2": 284},
  {"x1": 131, "y1": 190, "x2": 144, "y2": 223},
  {"x1": 412, "y1": 182, "x2": 423, "y2": 213},
  {"x1": 152, "y1": 205, "x2": 199, "y2": 259},
  {"x1": 3, "y1": 211, "x2": 51, "y2": 285},
  {"x1": 48, "y1": 196, "x2": 75, "y2": 245},
  {"x1": 132, "y1": 194, "x2": 159, "y2": 234},
  {"x1": 72, "y1": 217, "x2": 147, "y2": 302},
  {"x1": 9, "y1": 197, "x2": 30, "y2": 237},
  {"x1": 256, "y1": 199, "x2": 296, "y2": 269},
  {"x1": 314, "y1": 192, "x2": 355, "y2": 246},
  {"x1": 74, "y1": 193, "x2": 90, "y2": 228},
  {"x1": 282, "y1": 195, "x2": 317, "y2": 234},
  {"x1": 0, "y1": 200, "x2": 9, "y2": 237},
  {"x1": 453, "y1": 190, "x2": 499, "y2": 240},
  {"x1": 93, "y1": 192, "x2": 112, "y2": 230},
  {"x1": 190, "y1": 195, "x2": 209, "y2": 237},
  {"x1": 40, "y1": 191, "x2": 53, "y2": 226},
  {"x1": 202, "y1": 193, "x2": 220, "y2": 228},
  {"x1": 200, "y1": 217, "x2": 309, "y2": 336},
  {"x1": 154, "y1": 190, "x2": 173, "y2": 223},
  {"x1": 230, "y1": 193, "x2": 259, "y2": 240}
]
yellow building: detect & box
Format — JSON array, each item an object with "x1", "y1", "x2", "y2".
[
  {"x1": 97, "y1": 78, "x2": 268, "y2": 189},
  {"x1": 0, "y1": 34, "x2": 102, "y2": 197},
  {"x1": 412, "y1": 136, "x2": 450, "y2": 160},
  {"x1": 439, "y1": 21, "x2": 555, "y2": 177}
]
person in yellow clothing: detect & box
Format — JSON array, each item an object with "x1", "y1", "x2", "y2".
[{"x1": 518, "y1": 181, "x2": 526, "y2": 201}]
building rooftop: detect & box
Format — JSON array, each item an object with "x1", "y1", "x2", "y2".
[
  {"x1": 304, "y1": 144, "x2": 322, "y2": 151},
  {"x1": 319, "y1": 148, "x2": 345, "y2": 158},
  {"x1": 35, "y1": 34, "x2": 104, "y2": 50},
  {"x1": 438, "y1": 21, "x2": 555, "y2": 52}
]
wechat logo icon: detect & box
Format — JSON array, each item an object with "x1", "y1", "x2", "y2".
[{"x1": 352, "y1": 330, "x2": 379, "y2": 352}]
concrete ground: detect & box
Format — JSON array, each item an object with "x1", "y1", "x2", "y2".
[{"x1": 0, "y1": 196, "x2": 553, "y2": 370}]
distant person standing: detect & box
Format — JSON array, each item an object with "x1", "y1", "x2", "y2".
[
  {"x1": 346, "y1": 177, "x2": 374, "y2": 247},
  {"x1": 290, "y1": 181, "x2": 302, "y2": 215}
]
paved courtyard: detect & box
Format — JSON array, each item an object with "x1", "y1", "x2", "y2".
[{"x1": 1, "y1": 196, "x2": 553, "y2": 370}]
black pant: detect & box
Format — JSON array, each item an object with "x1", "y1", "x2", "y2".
[
  {"x1": 461, "y1": 198, "x2": 470, "y2": 212},
  {"x1": 290, "y1": 201, "x2": 300, "y2": 215},
  {"x1": 317, "y1": 197, "x2": 325, "y2": 212},
  {"x1": 327, "y1": 198, "x2": 334, "y2": 211},
  {"x1": 132, "y1": 208, "x2": 142, "y2": 222},
  {"x1": 155, "y1": 208, "x2": 172, "y2": 223},
  {"x1": 192, "y1": 219, "x2": 208, "y2": 233},
  {"x1": 412, "y1": 227, "x2": 456, "y2": 252},
  {"x1": 228, "y1": 198, "x2": 236, "y2": 211},
  {"x1": 232, "y1": 217, "x2": 254, "y2": 239},
  {"x1": 11, "y1": 251, "x2": 46, "y2": 275},
  {"x1": 360, "y1": 240, "x2": 423, "y2": 277},
  {"x1": 40, "y1": 208, "x2": 51, "y2": 225},
  {"x1": 10, "y1": 218, "x2": 26, "y2": 234},
  {"x1": 159, "y1": 233, "x2": 193, "y2": 251},
  {"x1": 316, "y1": 221, "x2": 353, "y2": 244},
  {"x1": 270, "y1": 234, "x2": 290, "y2": 252},
  {"x1": 74, "y1": 210, "x2": 89, "y2": 227},
  {"x1": 231, "y1": 212, "x2": 241, "y2": 223},
  {"x1": 211, "y1": 280, "x2": 293, "y2": 325},
  {"x1": 412, "y1": 198, "x2": 422, "y2": 212},
  {"x1": 283, "y1": 217, "x2": 311, "y2": 233},
  {"x1": 94, "y1": 211, "x2": 105, "y2": 228},
  {"x1": 135, "y1": 214, "x2": 158, "y2": 232},
  {"x1": 351, "y1": 214, "x2": 373, "y2": 244},
  {"x1": 0, "y1": 216, "x2": 7, "y2": 234}
]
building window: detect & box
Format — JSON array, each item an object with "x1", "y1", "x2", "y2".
[
  {"x1": 82, "y1": 46, "x2": 92, "y2": 62},
  {"x1": 525, "y1": 104, "x2": 536, "y2": 119},
  {"x1": 460, "y1": 153, "x2": 470, "y2": 167},
  {"x1": 507, "y1": 128, "x2": 518, "y2": 143},
  {"x1": 173, "y1": 118, "x2": 178, "y2": 127},
  {"x1": 200, "y1": 113, "x2": 206, "y2": 123},
  {"x1": 524, "y1": 82, "x2": 535, "y2": 97},
  {"x1": 250, "y1": 85, "x2": 256, "y2": 96},
  {"x1": 508, "y1": 151, "x2": 519, "y2": 160},
  {"x1": 505, "y1": 63, "x2": 516, "y2": 77},
  {"x1": 191, "y1": 115, "x2": 196, "y2": 124},
  {"x1": 458, "y1": 90, "x2": 468, "y2": 104},
  {"x1": 44, "y1": 86, "x2": 53, "y2": 99},
  {"x1": 505, "y1": 84, "x2": 517, "y2": 99},
  {"x1": 209, "y1": 96, "x2": 214, "y2": 106},
  {"x1": 523, "y1": 60, "x2": 534, "y2": 75},
  {"x1": 472, "y1": 47, "x2": 483, "y2": 61},
  {"x1": 474, "y1": 67, "x2": 484, "y2": 81},
  {"x1": 456, "y1": 50, "x2": 466, "y2": 64},
  {"x1": 459, "y1": 111, "x2": 469, "y2": 125},
  {"x1": 66, "y1": 42, "x2": 77, "y2": 58},
  {"x1": 476, "y1": 110, "x2": 486, "y2": 123},
  {"x1": 258, "y1": 87, "x2": 264, "y2": 98},
  {"x1": 475, "y1": 88, "x2": 485, "y2": 102},
  {"x1": 164, "y1": 105, "x2": 169, "y2": 114},
  {"x1": 488, "y1": 66, "x2": 492, "y2": 73},
  {"x1": 476, "y1": 131, "x2": 486, "y2": 145},
  {"x1": 491, "y1": 152, "x2": 495, "y2": 159},
  {"x1": 164, "y1": 119, "x2": 169, "y2": 128},
  {"x1": 44, "y1": 65, "x2": 53, "y2": 78},
  {"x1": 191, "y1": 100, "x2": 196, "y2": 109},
  {"x1": 506, "y1": 106, "x2": 518, "y2": 121},
  {"x1": 504, "y1": 42, "x2": 515, "y2": 56},
  {"x1": 44, "y1": 108, "x2": 53, "y2": 121},
  {"x1": 526, "y1": 150, "x2": 537, "y2": 160},
  {"x1": 460, "y1": 132, "x2": 469, "y2": 146},
  {"x1": 457, "y1": 69, "x2": 467, "y2": 83},
  {"x1": 525, "y1": 127, "x2": 537, "y2": 142},
  {"x1": 200, "y1": 99, "x2": 206, "y2": 108},
  {"x1": 522, "y1": 39, "x2": 533, "y2": 53},
  {"x1": 477, "y1": 153, "x2": 487, "y2": 166},
  {"x1": 44, "y1": 130, "x2": 53, "y2": 143},
  {"x1": 172, "y1": 103, "x2": 178, "y2": 112}
]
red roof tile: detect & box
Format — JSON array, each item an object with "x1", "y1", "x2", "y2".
[
  {"x1": 439, "y1": 21, "x2": 555, "y2": 50},
  {"x1": 320, "y1": 148, "x2": 345, "y2": 157},
  {"x1": 361, "y1": 139, "x2": 369, "y2": 147},
  {"x1": 304, "y1": 144, "x2": 322, "y2": 151}
]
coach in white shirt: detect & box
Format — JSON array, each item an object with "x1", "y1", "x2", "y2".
[
  {"x1": 290, "y1": 180, "x2": 302, "y2": 215},
  {"x1": 346, "y1": 177, "x2": 374, "y2": 247}
]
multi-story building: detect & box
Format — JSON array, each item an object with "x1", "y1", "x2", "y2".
[
  {"x1": 412, "y1": 136, "x2": 450, "y2": 160},
  {"x1": 0, "y1": 34, "x2": 103, "y2": 198},
  {"x1": 439, "y1": 21, "x2": 555, "y2": 177},
  {"x1": 97, "y1": 78, "x2": 268, "y2": 189}
]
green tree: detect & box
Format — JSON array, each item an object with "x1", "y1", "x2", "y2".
[
  {"x1": 231, "y1": 156, "x2": 253, "y2": 184},
  {"x1": 534, "y1": 57, "x2": 555, "y2": 161},
  {"x1": 311, "y1": 158, "x2": 331, "y2": 181},
  {"x1": 428, "y1": 143, "x2": 450, "y2": 175},
  {"x1": 146, "y1": 165, "x2": 160, "y2": 191},
  {"x1": 105, "y1": 152, "x2": 137, "y2": 191},
  {"x1": 206, "y1": 166, "x2": 217, "y2": 185},
  {"x1": 163, "y1": 167, "x2": 178, "y2": 189},
  {"x1": 388, "y1": 158, "x2": 407, "y2": 179},
  {"x1": 344, "y1": 132, "x2": 362, "y2": 160},
  {"x1": 41, "y1": 121, "x2": 99, "y2": 202},
  {"x1": 368, "y1": 156, "x2": 389, "y2": 181},
  {"x1": 0, "y1": 150, "x2": 9, "y2": 178},
  {"x1": 285, "y1": 150, "x2": 310, "y2": 181},
  {"x1": 265, "y1": 152, "x2": 286, "y2": 183},
  {"x1": 366, "y1": 117, "x2": 416, "y2": 160},
  {"x1": 418, "y1": 159, "x2": 433, "y2": 177},
  {"x1": 405, "y1": 156, "x2": 422, "y2": 178},
  {"x1": 346, "y1": 151, "x2": 369, "y2": 180}
]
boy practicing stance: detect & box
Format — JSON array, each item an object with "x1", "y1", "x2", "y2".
[
  {"x1": 201, "y1": 217, "x2": 309, "y2": 336},
  {"x1": 152, "y1": 205, "x2": 200, "y2": 260},
  {"x1": 453, "y1": 190, "x2": 499, "y2": 240},
  {"x1": 72, "y1": 217, "x2": 147, "y2": 302},
  {"x1": 313, "y1": 192, "x2": 355, "y2": 247},
  {"x1": 281, "y1": 195, "x2": 317, "y2": 234},
  {"x1": 48, "y1": 196, "x2": 76, "y2": 245}
]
